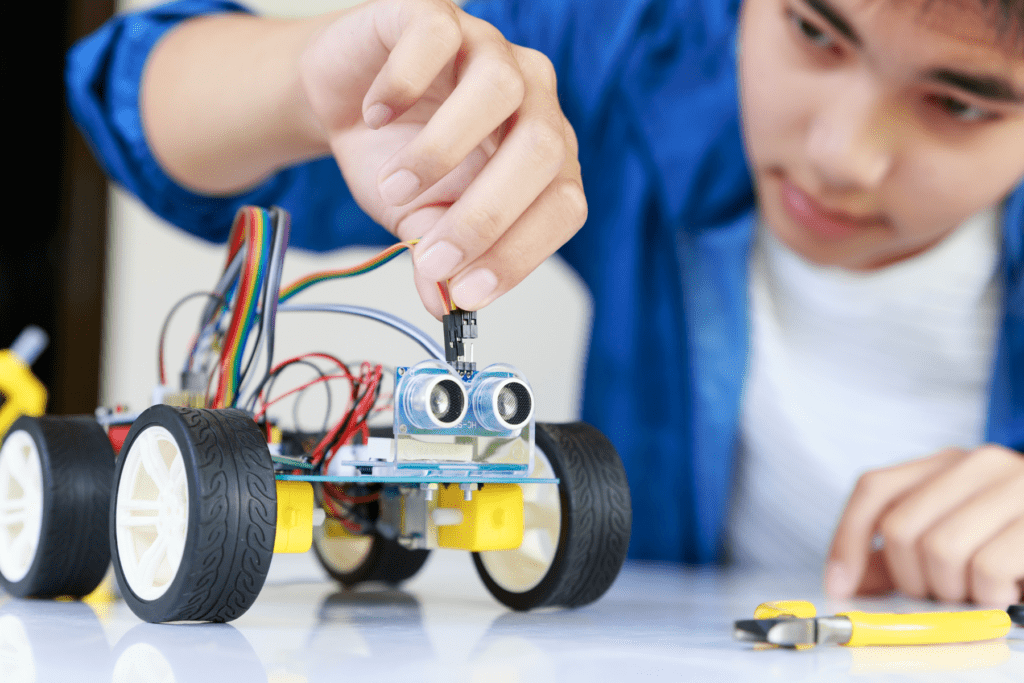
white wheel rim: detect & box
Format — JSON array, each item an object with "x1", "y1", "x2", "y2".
[
  {"x1": 112, "y1": 642, "x2": 175, "y2": 683},
  {"x1": 314, "y1": 522, "x2": 374, "y2": 575},
  {"x1": 478, "y1": 446, "x2": 561, "y2": 593},
  {"x1": 115, "y1": 426, "x2": 189, "y2": 601},
  {"x1": 0, "y1": 430, "x2": 44, "y2": 583},
  {"x1": 0, "y1": 613, "x2": 35, "y2": 683}
]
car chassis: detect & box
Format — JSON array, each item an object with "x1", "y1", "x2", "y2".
[{"x1": 0, "y1": 206, "x2": 631, "y2": 623}]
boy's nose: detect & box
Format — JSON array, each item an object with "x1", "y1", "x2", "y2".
[{"x1": 805, "y1": 80, "x2": 895, "y2": 192}]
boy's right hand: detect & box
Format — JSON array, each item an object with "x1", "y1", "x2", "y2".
[{"x1": 298, "y1": 0, "x2": 586, "y2": 317}]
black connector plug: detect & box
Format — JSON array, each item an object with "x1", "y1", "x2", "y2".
[{"x1": 443, "y1": 309, "x2": 477, "y2": 377}]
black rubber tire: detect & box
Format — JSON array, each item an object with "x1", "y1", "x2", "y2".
[
  {"x1": 473, "y1": 421, "x2": 632, "y2": 610},
  {"x1": 110, "y1": 406, "x2": 276, "y2": 623},
  {"x1": 313, "y1": 528, "x2": 430, "y2": 587},
  {"x1": 0, "y1": 415, "x2": 114, "y2": 598}
]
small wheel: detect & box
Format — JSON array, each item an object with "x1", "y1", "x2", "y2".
[
  {"x1": 0, "y1": 415, "x2": 114, "y2": 598},
  {"x1": 110, "y1": 406, "x2": 276, "y2": 623},
  {"x1": 474, "y1": 422, "x2": 631, "y2": 610},
  {"x1": 312, "y1": 515, "x2": 429, "y2": 587}
]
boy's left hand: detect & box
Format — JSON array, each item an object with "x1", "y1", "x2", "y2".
[{"x1": 826, "y1": 445, "x2": 1024, "y2": 606}]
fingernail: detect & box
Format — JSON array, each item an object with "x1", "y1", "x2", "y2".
[
  {"x1": 452, "y1": 268, "x2": 498, "y2": 309},
  {"x1": 364, "y1": 103, "x2": 393, "y2": 129},
  {"x1": 379, "y1": 169, "x2": 420, "y2": 205},
  {"x1": 825, "y1": 561, "x2": 855, "y2": 598},
  {"x1": 415, "y1": 240, "x2": 463, "y2": 282}
]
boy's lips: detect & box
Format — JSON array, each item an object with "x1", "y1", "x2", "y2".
[{"x1": 779, "y1": 179, "x2": 888, "y2": 240}]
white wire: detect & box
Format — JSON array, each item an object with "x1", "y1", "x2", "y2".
[{"x1": 277, "y1": 303, "x2": 446, "y2": 362}]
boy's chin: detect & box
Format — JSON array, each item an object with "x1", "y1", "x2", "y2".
[{"x1": 761, "y1": 213, "x2": 894, "y2": 271}]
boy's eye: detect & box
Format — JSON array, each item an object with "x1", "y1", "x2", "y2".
[
  {"x1": 788, "y1": 9, "x2": 836, "y2": 51},
  {"x1": 927, "y1": 95, "x2": 995, "y2": 123}
]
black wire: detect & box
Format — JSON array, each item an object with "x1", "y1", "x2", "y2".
[
  {"x1": 157, "y1": 291, "x2": 225, "y2": 384},
  {"x1": 292, "y1": 366, "x2": 334, "y2": 435},
  {"x1": 245, "y1": 354, "x2": 315, "y2": 413},
  {"x1": 235, "y1": 310, "x2": 266, "y2": 401},
  {"x1": 257, "y1": 358, "x2": 334, "y2": 434},
  {"x1": 262, "y1": 207, "x2": 289, "y2": 391}
]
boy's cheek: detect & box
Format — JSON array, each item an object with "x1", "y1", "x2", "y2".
[{"x1": 737, "y1": 0, "x2": 815, "y2": 175}]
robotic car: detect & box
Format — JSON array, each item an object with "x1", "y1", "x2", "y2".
[{"x1": 0, "y1": 206, "x2": 631, "y2": 623}]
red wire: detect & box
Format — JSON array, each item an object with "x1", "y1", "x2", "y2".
[
  {"x1": 314, "y1": 363, "x2": 383, "y2": 468},
  {"x1": 253, "y1": 372, "x2": 356, "y2": 424},
  {"x1": 324, "y1": 482, "x2": 380, "y2": 504},
  {"x1": 215, "y1": 207, "x2": 259, "y2": 407},
  {"x1": 255, "y1": 352, "x2": 359, "y2": 420}
]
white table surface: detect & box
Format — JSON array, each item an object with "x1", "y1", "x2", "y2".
[{"x1": 2, "y1": 550, "x2": 1021, "y2": 683}]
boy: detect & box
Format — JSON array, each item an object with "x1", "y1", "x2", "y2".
[{"x1": 67, "y1": 0, "x2": 1024, "y2": 605}]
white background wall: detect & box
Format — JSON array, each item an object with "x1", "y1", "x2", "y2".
[{"x1": 103, "y1": 0, "x2": 591, "y2": 426}]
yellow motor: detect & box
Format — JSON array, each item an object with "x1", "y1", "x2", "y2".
[
  {"x1": 274, "y1": 480, "x2": 315, "y2": 553},
  {"x1": 436, "y1": 483, "x2": 524, "y2": 551}
]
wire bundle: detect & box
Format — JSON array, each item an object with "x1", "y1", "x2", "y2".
[
  {"x1": 157, "y1": 205, "x2": 448, "y2": 477},
  {"x1": 213, "y1": 207, "x2": 275, "y2": 407}
]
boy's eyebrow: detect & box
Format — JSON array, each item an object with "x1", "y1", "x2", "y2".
[
  {"x1": 927, "y1": 69, "x2": 1024, "y2": 104},
  {"x1": 803, "y1": 0, "x2": 861, "y2": 46},
  {"x1": 800, "y1": 0, "x2": 1024, "y2": 105}
]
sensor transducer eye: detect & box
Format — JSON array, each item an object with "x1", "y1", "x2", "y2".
[
  {"x1": 431, "y1": 379, "x2": 464, "y2": 424},
  {"x1": 469, "y1": 376, "x2": 534, "y2": 431},
  {"x1": 430, "y1": 384, "x2": 450, "y2": 419},
  {"x1": 497, "y1": 387, "x2": 518, "y2": 422}
]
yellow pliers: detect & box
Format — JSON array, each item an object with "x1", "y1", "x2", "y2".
[{"x1": 734, "y1": 600, "x2": 1012, "y2": 648}]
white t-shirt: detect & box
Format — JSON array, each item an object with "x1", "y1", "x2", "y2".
[{"x1": 727, "y1": 209, "x2": 1002, "y2": 570}]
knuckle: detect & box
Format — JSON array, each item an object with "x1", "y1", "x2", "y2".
[
  {"x1": 478, "y1": 18, "x2": 511, "y2": 46},
  {"x1": 878, "y1": 515, "x2": 914, "y2": 552},
  {"x1": 973, "y1": 443, "x2": 1018, "y2": 467},
  {"x1": 459, "y1": 204, "x2": 505, "y2": 243},
  {"x1": 563, "y1": 119, "x2": 581, "y2": 154},
  {"x1": 426, "y1": 11, "x2": 462, "y2": 48},
  {"x1": 387, "y1": 70, "x2": 422, "y2": 100},
  {"x1": 519, "y1": 118, "x2": 566, "y2": 169},
  {"x1": 412, "y1": 138, "x2": 458, "y2": 178},
  {"x1": 968, "y1": 550, "x2": 1010, "y2": 603},
  {"x1": 557, "y1": 179, "x2": 588, "y2": 229},
  {"x1": 969, "y1": 549, "x2": 1002, "y2": 585},
  {"x1": 519, "y1": 47, "x2": 558, "y2": 89},
  {"x1": 852, "y1": 470, "x2": 881, "y2": 500},
  {"x1": 920, "y1": 528, "x2": 963, "y2": 574},
  {"x1": 410, "y1": 0, "x2": 461, "y2": 43},
  {"x1": 486, "y1": 61, "x2": 525, "y2": 108}
]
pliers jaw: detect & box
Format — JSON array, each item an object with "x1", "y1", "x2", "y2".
[{"x1": 733, "y1": 617, "x2": 852, "y2": 647}]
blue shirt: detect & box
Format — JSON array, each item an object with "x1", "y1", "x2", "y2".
[{"x1": 66, "y1": 0, "x2": 1024, "y2": 563}]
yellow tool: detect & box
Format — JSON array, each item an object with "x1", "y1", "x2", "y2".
[
  {"x1": 735, "y1": 600, "x2": 1011, "y2": 647},
  {"x1": 0, "y1": 326, "x2": 48, "y2": 438}
]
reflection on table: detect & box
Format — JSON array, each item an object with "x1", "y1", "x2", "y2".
[{"x1": 1, "y1": 552, "x2": 1021, "y2": 683}]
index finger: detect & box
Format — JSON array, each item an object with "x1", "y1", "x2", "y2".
[
  {"x1": 825, "y1": 448, "x2": 965, "y2": 598},
  {"x1": 412, "y1": 46, "x2": 572, "y2": 294}
]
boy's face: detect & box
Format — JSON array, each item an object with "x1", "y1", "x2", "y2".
[{"x1": 738, "y1": 0, "x2": 1024, "y2": 269}]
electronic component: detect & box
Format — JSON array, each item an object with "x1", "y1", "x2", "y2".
[
  {"x1": 443, "y1": 308, "x2": 477, "y2": 377},
  {"x1": 469, "y1": 368, "x2": 534, "y2": 432}
]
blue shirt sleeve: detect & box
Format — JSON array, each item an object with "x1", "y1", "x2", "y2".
[
  {"x1": 65, "y1": 0, "x2": 640, "y2": 251},
  {"x1": 65, "y1": 0, "x2": 387, "y2": 251}
]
